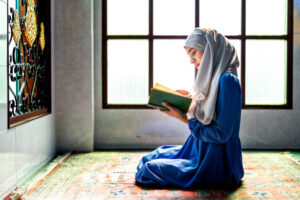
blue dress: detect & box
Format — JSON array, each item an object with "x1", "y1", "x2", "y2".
[{"x1": 135, "y1": 73, "x2": 244, "y2": 188}]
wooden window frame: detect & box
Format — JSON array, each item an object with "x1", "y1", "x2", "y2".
[{"x1": 102, "y1": 0, "x2": 293, "y2": 109}]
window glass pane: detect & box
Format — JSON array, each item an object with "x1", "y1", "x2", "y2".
[
  {"x1": 107, "y1": 40, "x2": 149, "y2": 104},
  {"x1": 107, "y1": 0, "x2": 148, "y2": 35},
  {"x1": 154, "y1": 39, "x2": 195, "y2": 93},
  {"x1": 200, "y1": 0, "x2": 241, "y2": 35},
  {"x1": 154, "y1": 0, "x2": 194, "y2": 35},
  {"x1": 245, "y1": 40, "x2": 287, "y2": 105},
  {"x1": 229, "y1": 39, "x2": 241, "y2": 82},
  {"x1": 246, "y1": 0, "x2": 287, "y2": 35}
]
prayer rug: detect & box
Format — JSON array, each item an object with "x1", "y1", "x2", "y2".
[{"x1": 20, "y1": 151, "x2": 300, "y2": 200}]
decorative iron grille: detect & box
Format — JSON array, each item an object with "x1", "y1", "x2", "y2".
[{"x1": 8, "y1": 0, "x2": 51, "y2": 127}]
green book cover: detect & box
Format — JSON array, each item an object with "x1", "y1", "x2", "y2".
[{"x1": 148, "y1": 88, "x2": 192, "y2": 114}]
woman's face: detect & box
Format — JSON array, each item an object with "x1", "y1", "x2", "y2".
[{"x1": 184, "y1": 47, "x2": 204, "y2": 69}]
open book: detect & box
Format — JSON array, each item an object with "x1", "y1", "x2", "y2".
[{"x1": 148, "y1": 83, "x2": 192, "y2": 114}]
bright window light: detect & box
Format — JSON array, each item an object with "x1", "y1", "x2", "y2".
[
  {"x1": 107, "y1": 40, "x2": 149, "y2": 104},
  {"x1": 246, "y1": 40, "x2": 287, "y2": 105}
]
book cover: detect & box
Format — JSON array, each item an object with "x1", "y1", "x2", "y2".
[{"x1": 148, "y1": 83, "x2": 192, "y2": 114}]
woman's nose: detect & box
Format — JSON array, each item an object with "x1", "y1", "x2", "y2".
[{"x1": 190, "y1": 57, "x2": 195, "y2": 64}]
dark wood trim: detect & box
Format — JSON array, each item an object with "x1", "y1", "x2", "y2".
[
  {"x1": 149, "y1": 0, "x2": 153, "y2": 93},
  {"x1": 107, "y1": 35, "x2": 187, "y2": 39},
  {"x1": 102, "y1": 0, "x2": 108, "y2": 108},
  {"x1": 286, "y1": 0, "x2": 293, "y2": 109},
  {"x1": 243, "y1": 35, "x2": 288, "y2": 39},
  {"x1": 9, "y1": 108, "x2": 50, "y2": 128},
  {"x1": 195, "y1": 0, "x2": 199, "y2": 27},
  {"x1": 104, "y1": 104, "x2": 294, "y2": 110},
  {"x1": 107, "y1": 35, "x2": 288, "y2": 40},
  {"x1": 194, "y1": 0, "x2": 199, "y2": 78},
  {"x1": 149, "y1": 0, "x2": 153, "y2": 36},
  {"x1": 241, "y1": 0, "x2": 246, "y2": 108},
  {"x1": 107, "y1": 35, "x2": 149, "y2": 39},
  {"x1": 242, "y1": 105, "x2": 292, "y2": 109},
  {"x1": 150, "y1": 35, "x2": 188, "y2": 39}
]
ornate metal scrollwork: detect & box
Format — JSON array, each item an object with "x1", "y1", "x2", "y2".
[{"x1": 8, "y1": 0, "x2": 49, "y2": 119}]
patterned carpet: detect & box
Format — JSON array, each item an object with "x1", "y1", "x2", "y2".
[{"x1": 20, "y1": 151, "x2": 300, "y2": 200}]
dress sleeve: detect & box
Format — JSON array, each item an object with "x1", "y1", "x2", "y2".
[{"x1": 188, "y1": 73, "x2": 242, "y2": 144}]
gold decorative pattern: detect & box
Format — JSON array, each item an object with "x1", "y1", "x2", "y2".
[
  {"x1": 12, "y1": 10, "x2": 21, "y2": 44},
  {"x1": 39, "y1": 22, "x2": 45, "y2": 51},
  {"x1": 24, "y1": 0, "x2": 37, "y2": 47}
]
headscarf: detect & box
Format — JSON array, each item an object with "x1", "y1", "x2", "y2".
[{"x1": 184, "y1": 28, "x2": 239, "y2": 125}]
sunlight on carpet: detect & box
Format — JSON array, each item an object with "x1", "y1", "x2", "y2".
[{"x1": 19, "y1": 151, "x2": 300, "y2": 200}]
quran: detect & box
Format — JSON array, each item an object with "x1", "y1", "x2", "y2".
[{"x1": 148, "y1": 83, "x2": 192, "y2": 114}]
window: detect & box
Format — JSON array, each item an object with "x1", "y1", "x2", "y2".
[
  {"x1": 7, "y1": 0, "x2": 51, "y2": 127},
  {"x1": 102, "y1": 0, "x2": 293, "y2": 109}
]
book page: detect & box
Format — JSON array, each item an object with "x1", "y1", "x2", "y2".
[{"x1": 154, "y1": 83, "x2": 182, "y2": 95}]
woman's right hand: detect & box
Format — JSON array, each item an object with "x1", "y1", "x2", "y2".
[{"x1": 176, "y1": 90, "x2": 192, "y2": 98}]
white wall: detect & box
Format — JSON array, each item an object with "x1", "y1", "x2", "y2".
[
  {"x1": 0, "y1": 116, "x2": 56, "y2": 198},
  {"x1": 0, "y1": 0, "x2": 56, "y2": 198},
  {"x1": 0, "y1": 0, "x2": 7, "y2": 131},
  {"x1": 93, "y1": 0, "x2": 300, "y2": 150},
  {"x1": 54, "y1": 0, "x2": 94, "y2": 153}
]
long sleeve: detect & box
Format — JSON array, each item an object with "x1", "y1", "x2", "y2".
[{"x1": 188, "y1": 73, "x2": 242, "y2": 144}]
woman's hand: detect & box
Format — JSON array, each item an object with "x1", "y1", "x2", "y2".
[
  {"x1": 176, "y1": 90, "x2": 192, "y2": 98},
  {"x1": 159, "y1": 102, "x2": 189, "y2": 124}
]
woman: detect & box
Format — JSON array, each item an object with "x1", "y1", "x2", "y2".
[{"x1": 135, "y1": 28, "x2": 244, "y2": 188}]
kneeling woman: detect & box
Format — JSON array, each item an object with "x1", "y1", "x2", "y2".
[{"x1": 135, "y1": 28, "x2": 244, "y2": 188}]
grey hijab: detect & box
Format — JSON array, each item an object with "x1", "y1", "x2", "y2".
[{"x1": 184, "y1": 28, "x2": 239, "y2": 125}]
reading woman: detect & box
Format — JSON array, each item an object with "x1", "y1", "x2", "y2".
[{"x1": 135, "y1": 28, "x2": 244, "y2": 188}]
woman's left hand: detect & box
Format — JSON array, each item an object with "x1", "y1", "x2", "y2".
[{"x1": 159, "y1": 102, "x2": 189, "y2": 124}]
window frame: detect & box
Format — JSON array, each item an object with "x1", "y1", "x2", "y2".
[{"x1": 102, "y1": 0, "x2": 293, "y2": 109}]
